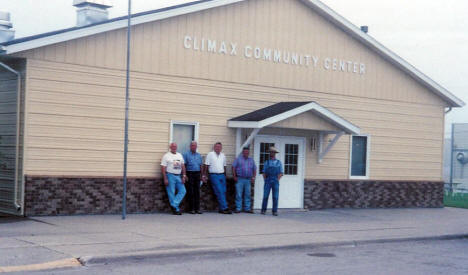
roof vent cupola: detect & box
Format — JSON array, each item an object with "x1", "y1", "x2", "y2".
[
  {"x1": 0, "y1": 11, "x2": 15, "y2": 43},
  {"x1": 73, "y1": 0, "x2": 113, "y2": 27}
]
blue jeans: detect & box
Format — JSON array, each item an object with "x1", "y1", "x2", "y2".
[
  {"x1": 210, "y1": 174, "x2": 228, "y2": 211},
  {"x1": 166, "y1": 173, "x2": 186, "y2": 212},
  {"x1": 235, "y1": 178, "x2": 251, "y2": 211},
  {"x1": 262, "y1": 180, "x2": 279, "y2": 213}
]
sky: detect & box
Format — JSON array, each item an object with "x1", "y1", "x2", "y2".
[{"x1": 2, "y1": 0, "x2": 467, "y2": 136}]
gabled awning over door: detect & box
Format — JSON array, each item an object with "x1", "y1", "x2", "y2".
[
  {"x1": 228, "y1": 101, "x2": 360, "y2": 134},
  {"x1": 227, "y1": 101, "x2": 361, "y2": 163}
]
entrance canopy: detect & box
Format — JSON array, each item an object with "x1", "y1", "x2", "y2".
[
  {"x1": 227, "y1": 101, "x2": 361, "y2": 163},
  {"x1": 228, "y1": 101, "x2": 359, "y2": 134}
]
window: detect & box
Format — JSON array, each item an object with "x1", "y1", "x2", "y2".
[
  {"x1": 349, "y1": 135, "x2": 370, "y2": 178},
  {"x1": 170, "y1": 121, "x2": 199, "y2": 154},
  {"x1": 259, "y1": 142, "x2": 274, "y2": 174},
  {"x1": 284, "y1": 144, "x2": 298, "y2": 175}
]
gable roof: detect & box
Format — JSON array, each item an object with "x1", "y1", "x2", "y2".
[
  {"x1": 228, "y1": 101, "x2": 361, "y2": 135},
  {"x1": 1, "y1": 0, "x2": 464, "y2": 107}
]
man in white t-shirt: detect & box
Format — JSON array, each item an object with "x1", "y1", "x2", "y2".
[
  {"x1": 203, "y1": 142, "x2": 231, "y2": 214},
  {"x1": 161, "y1": 143, "x2": 187, "y2": 215}
]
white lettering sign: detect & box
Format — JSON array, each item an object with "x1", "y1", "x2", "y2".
[
  {"x1": 230, "y1": 43, "x2": 237, "y2": 55},
  {"x1": 182, "y1": 35, "x2": 367, "y2": 75}
]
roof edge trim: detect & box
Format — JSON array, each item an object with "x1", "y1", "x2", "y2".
[{"x1": 3, "y1": 0, "x2": 245, "y2": 55}]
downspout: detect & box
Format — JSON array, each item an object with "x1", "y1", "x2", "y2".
[
  {"x1": 0, "y1": 61, "x2": 22, "y2": 211},
  {"x1": 445, "y1": 107, "x2": 452, "y2": 114}
]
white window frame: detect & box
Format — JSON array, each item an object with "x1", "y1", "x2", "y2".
[
  {"x1": 169, "y1": 120, "x2": 200, "y2": 144},
  {"x1": 349, "y1": 134, "x2": 370, "y2": 180}
]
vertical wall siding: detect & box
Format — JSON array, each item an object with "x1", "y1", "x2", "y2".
[
  {"x1": 0, "y1": 72, "x2": 17, "y2": 212},
  {"x1": 14, "y1": 0, "x2": 446, "y2": 180},
  {"x1": 0, "y1": 61, "x2": 25, "y2": 214}
]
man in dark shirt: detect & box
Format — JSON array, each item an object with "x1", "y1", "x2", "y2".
[{"x1": 183, "y1": 141, "x2": 203, "y2": 214}]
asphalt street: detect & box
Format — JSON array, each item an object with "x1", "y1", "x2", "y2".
[{"x1": 21, "y1": 238, "x2": 468, "y2": 275}]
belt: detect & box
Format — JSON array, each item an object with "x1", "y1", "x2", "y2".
[
  {"x1": 187, "y1": 171, "x2": 201, "y2": 173},
  {"x1": 167, "y1": 173, "x2": 182, "y2": 176},
  {"x1": 238, "y1": 176, "x2": 252, "y2": 179},
  {"x1": 209, "y1": 173, "x2": 224, "y2": 175}
]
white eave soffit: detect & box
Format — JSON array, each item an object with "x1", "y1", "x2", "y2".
[{"x1": 2, "y1": 0, "x2": 464, "y2": 107}]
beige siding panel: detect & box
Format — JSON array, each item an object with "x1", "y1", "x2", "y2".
[
  {"x1": 22, "y1": 59, "x2": 444, "y2": 180},
  {"x1": 372, "y1": 144, "x2": 441, "y2": 156},
  {"x1": 373, "y1": 168, "x2": 441, "y2": 178},
  {"x1": 372, "y1": 135, "x2": 442, "y2": 147},
  {"x1": 28, "y1": 90, "x2": 260, "y2": 119},
  {"x1": 25, "y1": 159, "x2": 159, "y2": 175},
  {"x1": 271, "y1": 112, "x2": 341, "y2": 131},
  {"x1": 27, "y1": 125, "x2": 167, "y2": 143},
  {"x1": 26, "y1": 59, "x2": 443, "y2": 119},
  {"x1": 24, "y1": 64, "x2": 443, "y2": 130}
]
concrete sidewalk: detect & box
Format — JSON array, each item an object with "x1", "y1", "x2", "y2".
[{"x1": 1, "y1": 208, "x2": 468, "y2": 270}]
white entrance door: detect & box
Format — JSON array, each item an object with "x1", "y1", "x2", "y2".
[{"x1": 253, "y1": 135, "x2": 305, "y2": 209}]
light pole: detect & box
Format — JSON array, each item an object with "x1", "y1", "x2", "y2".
[{"x1": 122, "y1": 0, "x2": 132, "y2": 220}]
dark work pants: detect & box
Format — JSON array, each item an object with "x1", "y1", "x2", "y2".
[{"x1": 186, "y1": 171, "x2": 201, "y2": 211}]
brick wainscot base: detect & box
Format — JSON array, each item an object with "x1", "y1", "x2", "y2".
[
  {"x1": 304, "y1": 180, "x2": 444, "y2": 209},
  {"x1": 24, "y1": 176, "x2": 444, "y2": 216},
  {"x1": 24, "y1": 176, "x2": 240, "y2": 216}
]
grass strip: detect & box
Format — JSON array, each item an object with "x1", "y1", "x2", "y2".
[{"x1": 444, "y1": 191, "x2": 468, "y2": 209}]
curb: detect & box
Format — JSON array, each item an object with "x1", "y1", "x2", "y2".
[
  {"x1": 79, "y1": 233, "x2": 468, "y2": 265},
  {"x1": 0, "y1": 258, "x2": 81, "y2": 273}
]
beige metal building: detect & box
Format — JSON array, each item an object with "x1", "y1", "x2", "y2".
[{"x1": 0, "y1": 0, "x2": 464, "y2": 216}]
